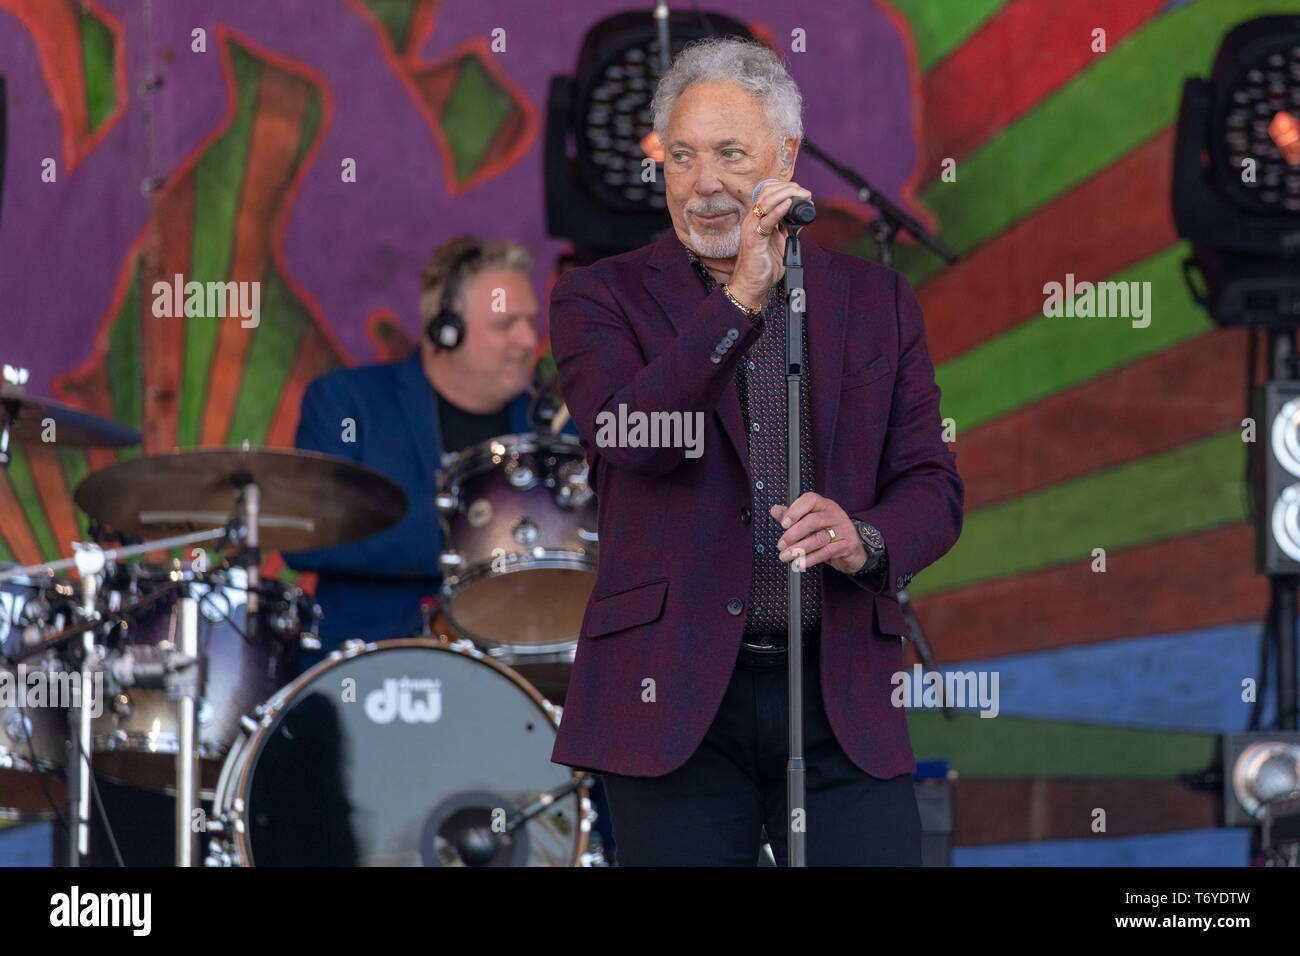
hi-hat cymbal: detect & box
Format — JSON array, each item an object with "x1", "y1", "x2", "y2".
[
  {"x1": 74, "y1": 448, "x2": 407, "y2": 552},
  {"x1": 1, "y1": 386, "x2": 141, "y2": 448}
]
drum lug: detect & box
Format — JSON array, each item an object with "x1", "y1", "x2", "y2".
[
  {"x1": 299, "y1": 633, "x2": 321, "y2": 652},
  {"x1": 239, "y1": 714, "x2": 260, "y2": 735},
  {"x1": 434, "y1": 491, "x2": 460, "y2": 517},
  {"x1": 438, "y1": 550, "x2": 463, "y2": 571},
  {"x1": 577, "y1": 527, "x2": 599, "y2": 542}
]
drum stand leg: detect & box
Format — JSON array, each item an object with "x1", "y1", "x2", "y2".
[
  {"x1": 175, "y1": 595, "x2": 199, "y2": 867},
  {"x1": 67, "y1": 545, "x2": 105, "y2": 867}
]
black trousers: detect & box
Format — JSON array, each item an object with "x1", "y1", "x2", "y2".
[{"x1": 600, "y1": 646, "x2": 922, "y2": 866}]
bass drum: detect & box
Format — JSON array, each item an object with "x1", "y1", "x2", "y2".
[{"x1": 208, "y1": 638, "x2": 590, "y2": 866}]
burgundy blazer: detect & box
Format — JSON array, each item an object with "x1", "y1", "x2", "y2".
[{"x1": 548, "y1": 231, "x2": 963, "y2": 778}]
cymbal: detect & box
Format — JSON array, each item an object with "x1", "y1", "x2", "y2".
[
  {"x1": 74, "y1": 448, "x2": 407, "y2": 552},
  {"x1": 0, "y1": 386, "x2": 141, "y2": 448}
]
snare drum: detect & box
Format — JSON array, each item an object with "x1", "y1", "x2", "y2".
[
  {"x1": 92, "y1": 566, "x2": 303, "y2": 793},
  {"x1": 435, "y1": 433, "x2": 597, "y2": 699},
  {"x1": 207, "y1": 638, "x2": 590, "y2": 866}
]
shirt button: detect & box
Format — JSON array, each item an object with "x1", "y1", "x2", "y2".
[
  {"x1": 755, "y1": 480, "x2": 764, "y2": 490},
  {"x1": 756, "y1": 544, "x2": 764, "y2": 553},
  {"x1": 748, "y1": 361, "x2": 756, "y2": 370},
  {"x1": 726, "y1": 598, "x2": 743, "y2": 615},
  {"x1": 752, "y1": 422, "x2": 760, "y2": 432}
]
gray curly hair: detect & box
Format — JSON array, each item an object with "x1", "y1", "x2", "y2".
[{"x1": 650, "y1": 37, "x2": 803, "y2": 168}]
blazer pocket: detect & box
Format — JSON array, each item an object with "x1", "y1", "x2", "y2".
[
  {"x1": 585, "y1": 577, "x2": 669, "y2": 638},
  {"x1": 874, "y1": 594, "x2": 908, "y2": 637},
  {"x1": 843, "y1": 355, "x2": 892, "y2": 391}
]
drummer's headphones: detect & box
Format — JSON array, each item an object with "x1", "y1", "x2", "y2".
[{"x1": 427, "y1": 242, "x2": 484, "y2": 352}]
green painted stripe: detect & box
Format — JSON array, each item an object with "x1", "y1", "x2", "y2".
[
  {"x1": 913, "y1": 429, "x2": 1246, "y2": 594},
  {"x1": 105, "y1": 259, "x2": 142, "y2": 462},
  {"x1": 934, "y1": 243, "x2": 1210, "y2": 429},
  {"x1": 180, "y1": 43, "x2": 262, "y2": 448},
  {"x1": 901, "y1": 0, "x2": 1300, "y2": 290},
  {"x1": 442, "y1": 56, "x2": 514, "y2": 184},
  {"x1": 0, "y1": 534, "x2": 12, "y2": 563},
  {"x1": 364, "y1": 0, "x2": 416, "y2": 52},
  {"x1": 296, "y1": 86, "x2": 323, "y2": 168},
  {"x1": 80, "y1": 9, "x2": 116, "y2": 133},
  {"x1": 908, "y1": 710, "x2": 1218, "y2": 777},
  {"x1": 225, "y1": 270, "x2": 307, "y2": 447},
  {"x1": 5, "y1": 445, "x2": 60, "y2": 561},
  {"x1": 888, "y1": 0, "x2": 1007, "y2": 73},
  {"x1": 59, "y1": 447, "x2": 91, "y2": 538}
]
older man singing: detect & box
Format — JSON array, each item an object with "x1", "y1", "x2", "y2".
[{"x1": 548, "y1": 37, "x2": 963, "y2": 866}]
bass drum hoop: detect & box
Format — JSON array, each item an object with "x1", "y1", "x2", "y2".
[{"x1": 213, "y1": 637, "x2": 588, "y2": 867}]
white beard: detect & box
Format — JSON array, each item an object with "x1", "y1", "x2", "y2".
[{"x1": 687, "y1": 219, "x2": 742, "y2": 259}]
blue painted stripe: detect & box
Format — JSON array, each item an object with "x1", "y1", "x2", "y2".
[
  {"x1": 953, "y1": 827, "x2": 1251, "y2": 866},
  {"x1": 912, "y1": 621, "x2": 1300, "y2": 732}
]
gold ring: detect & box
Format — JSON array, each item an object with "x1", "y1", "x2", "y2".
[
  {"x1": 756, "y1": 225, "x2": 771, "y2": 238},
  {"x1": 752, "y1": 204, "x2": 765, "y2": 221},
  {"x1": 826, "y1": 527, "x2": 837, "y2": 542}
]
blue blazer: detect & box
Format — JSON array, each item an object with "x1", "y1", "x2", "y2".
[{"x1": 283, "y1": 349, "x2": 555, "y2": 660}]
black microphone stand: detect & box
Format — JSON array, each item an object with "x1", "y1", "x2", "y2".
[{"x1": 783, "y1": 227, "x2": 808, "y2": 866}]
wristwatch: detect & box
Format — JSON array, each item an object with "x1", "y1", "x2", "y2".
[{"x1": 850, "y1": 519, "x2": 887, "y2": 575}]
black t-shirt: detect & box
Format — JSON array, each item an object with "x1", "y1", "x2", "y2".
[{"x1": 435, "y1": 390, "x2": 513, "y2": 457}]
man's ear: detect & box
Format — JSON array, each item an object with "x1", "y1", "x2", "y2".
[
  {"x1": 781, "y1": 135, "x2": 800, "y2": 175},
  {"x1": 642, "y1": 131, "x2": 665, "y2": 163}
]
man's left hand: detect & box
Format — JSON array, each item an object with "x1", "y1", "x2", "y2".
[{"x1": 770, "y1": 492, "x2": 871, "y2": 575}]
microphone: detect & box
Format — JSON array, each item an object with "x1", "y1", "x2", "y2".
[{"x1": 752, "y1": 178, "x2": 815, "y2": 228}]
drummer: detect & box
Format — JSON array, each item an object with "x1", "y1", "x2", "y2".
[{"x1": 284, "y1": 236, "x2": 572, "y2": 664}]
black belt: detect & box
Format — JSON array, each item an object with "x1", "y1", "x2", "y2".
[{"x1": 737, "y1": 629, "x2": 820, "y2": 669}]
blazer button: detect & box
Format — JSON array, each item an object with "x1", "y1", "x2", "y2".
[
  {"x1": 710, "y1": 354, "x2": 721, "y2": 364},
  {"x1": 740, "y1": 506, "x2": 751, "y2": 524},
  {"x1": 726, "y1": 598, "x2": 743, "y2": 615},
  {"x1": 895, "y1": 576, "x2": 905, "y2": 589}
]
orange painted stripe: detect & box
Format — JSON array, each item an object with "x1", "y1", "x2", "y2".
[
  {"x1": 958, "y1": 327, "x2": 1259, "y2": 511},
  {"x1": 0, "y1": 472, "x2": 44, "y2": 565},
  {"x1": 201, "y1": 65, "x2": 312, "y2": 446},
  {"x1": 912, "y1": 523, "x2": 1265, "y2": 664},
  {"x1": 263, "y1": 330, "x2": 339, "y2": 450},
  {"x1": 920, "y1": 0, "x2": 1168, "y2": 180},
  {"x1": 24, "y1": 445, "x2": 80, "y2": 558},
  {"x1": 4, "y1": 0, "x2": 89, "y2": 168},
  {"x1": 920, "y1": 128, "x2": 1177, "y2": 364},
  {"x1": 141, "y1": 173, "x2": 195, "y2": 453}
]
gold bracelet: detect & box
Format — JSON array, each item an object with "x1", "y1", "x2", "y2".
[{"x1": 722, "y1": 284, "x2": 762, "y2": 317}]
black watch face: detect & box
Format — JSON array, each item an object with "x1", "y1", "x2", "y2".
[{"x1": 858, "y1": 523, "x2": 883, "y2": 549}]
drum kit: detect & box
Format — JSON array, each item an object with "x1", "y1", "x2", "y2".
[{"x1": 0, "y1": 365, "x2": 602, "y2": 866}]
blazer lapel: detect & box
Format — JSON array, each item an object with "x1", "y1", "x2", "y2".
[
  {"x1": 394, "y1": 349, "x2": 446, "y2": 479},
  {"x1": 642, "y1": 232, "x2": 752, "y2": 481}
]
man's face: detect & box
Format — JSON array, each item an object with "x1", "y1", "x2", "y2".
[
  {"x1": 447, "y1": 268, "x2": 539, "y2": 404},
  {"x1": 663, "y1": 80, "x2": 793, "y2": 259}
]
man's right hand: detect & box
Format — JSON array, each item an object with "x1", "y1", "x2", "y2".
[{"x1": 727, "y1": 178, "x2": 813, "y2": 310}]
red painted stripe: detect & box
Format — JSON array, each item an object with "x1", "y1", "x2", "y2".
[
  {"x1": 921, "y1": 0, "x2": 1168, "y2": 180},
  {"x1": 911, "y1": 523, "x2": 1265, "y2": 664},
  {"x1": 24, "y1": 445, "x2": 80, "y2": 559},
  {"x1": 920, "y1": 127, "x2": 1177, "y2": 364},
  {"x1": 0, "y1": 472, "x2": 44, "y2": 565},
  {"x1": 142, "y1": 173, "x2": 194, "y2": 454},
  {"x1": 950, "y1": 778, "x2": 1216, "y2": 846},
  {"x1": 959, "y1": 327, "x2": 1259, "y2": 511}
]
